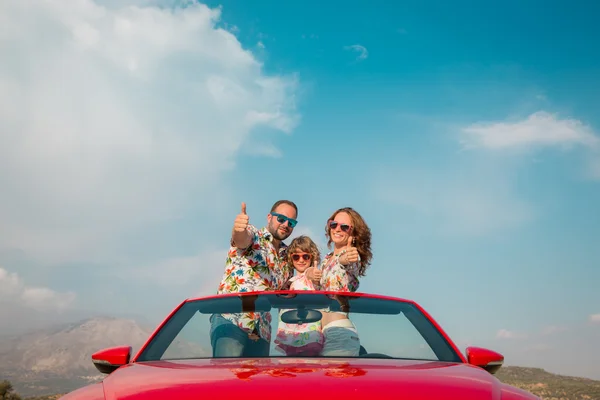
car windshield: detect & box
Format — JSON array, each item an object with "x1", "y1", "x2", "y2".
[{"x1": 135, "y1": 292, "x2": 463, "y2": 363}]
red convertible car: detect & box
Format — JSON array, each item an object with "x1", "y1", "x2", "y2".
[{"x1": 62, "y1": 291, "x2": 539, "y2": 399}]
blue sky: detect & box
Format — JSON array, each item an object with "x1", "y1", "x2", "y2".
[{"x1": 0, "y1": 0, "x2": 599, "y2": 380}]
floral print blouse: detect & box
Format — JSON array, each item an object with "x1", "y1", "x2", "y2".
[
  {"x1": 318, "y1": 251, "x2": 361, "y2": 292},
  {"x1": 216, "y1": 224, "x2": 292, "y2": 342},
  {"x1": 274, "y1": 273, "x2": 324, "y2": 355}
]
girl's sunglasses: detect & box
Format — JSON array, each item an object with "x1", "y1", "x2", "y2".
[
  {"x1": 292, "y1": 254, "x2": 311, "y2": 261},
  {"x1": 329, "y1": 220, "x2": 352, "y2": 232},
  {"x1": 271, "y1": 212, "x2": 298, "y2": 228}
]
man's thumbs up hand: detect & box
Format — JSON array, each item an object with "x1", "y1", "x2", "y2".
[{"x1": 234, "y1": 202, "x2": 249, "y2": 232}]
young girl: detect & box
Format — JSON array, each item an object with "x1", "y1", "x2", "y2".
[
  {"x1": 307, "y1": 207, "x2": 373, "y2": 357},
  {"x1": 273, "y1": 235, "x2": 324, "y2": 356}
]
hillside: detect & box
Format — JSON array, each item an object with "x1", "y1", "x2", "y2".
[
  {"x1": 496, "y1": 366, "x2": 600, "y2": 399},
  {"x1": 0, "y1": 316, "x2": 211, "y2": 398},
  {"x1": 0, "y1": 317, "x2": 153, "y2": 397}
]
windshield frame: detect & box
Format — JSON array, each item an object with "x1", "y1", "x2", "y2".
[{"x1": 132, "y1": 291, "x2": 466, "y2": 364}]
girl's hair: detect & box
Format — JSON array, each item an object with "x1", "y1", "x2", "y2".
[
  {"x1": 325, "y1": 207, "x2": 373, "y2": 276},
  {"x1": 286, "y1": 235, "x2": 321, "y2": 269}
]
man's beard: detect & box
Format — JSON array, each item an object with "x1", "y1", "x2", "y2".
[{"x1": 269, "y1": 222, "x2": 291, "y2": 241}]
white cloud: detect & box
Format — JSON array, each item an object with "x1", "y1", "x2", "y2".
[
  {"x1": 0, "y1": 268, "x2": 21, "y2": 297},
  {"x1": 244, "y1": 141, "x2": 284, "y2": 158},
  {"x1": 118, "y1": 247, "x2": 228, "y2": 296},
  {"x1": 461, "y1": 111, "x2": 599, "y2": 150},
  {"x1": 344, "y1": 44, "x2": 368, "y2": 61},
  {"x1": 0, "y1": 267, "x2": 76, "y2": 312},
  {"x1": 0, "y1": 0, "x2": 299, "y2": 264},
  {"x1": 374, "y1": 167, "x2": 533, "y2": 236},
  {"x1": 460, "y1": 111, "x2": 600, "y2": 180},
  {"x1": 589, "y1": 313, "x2": 600, "y2": 324},
  {"x1": 496, "y1": 329, "x2": 527, "y2": 340},
  {"x1": 541, "y1": 325, "x2": 568, "y2": 335},
  {"x1": 524, "y1": 343, "x2": 552, "y2": 352}
]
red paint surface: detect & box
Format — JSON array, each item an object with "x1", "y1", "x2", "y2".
[{"x1": 63, "y1": 358, "x2": 538, "y2": 400}]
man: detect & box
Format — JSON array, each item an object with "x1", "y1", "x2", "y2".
[{"x1": 210, "y1": 199, "x2": 299, "y2": 357}]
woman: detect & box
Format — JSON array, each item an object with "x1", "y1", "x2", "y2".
[{"x1": 307, "y1": 206, "x2": 373, "y2": 357}]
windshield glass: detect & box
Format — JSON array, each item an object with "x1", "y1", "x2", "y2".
[{"x1": 135, "y1": 292, "x2": 462, "y2": 363}]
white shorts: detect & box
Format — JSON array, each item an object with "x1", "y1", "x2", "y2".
[{"x1": 321, "y1": 318, "x2": 360, "y2": 357}]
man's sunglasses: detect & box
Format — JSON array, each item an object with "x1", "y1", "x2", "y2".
[
  {"x1": 329, "y1": 220, "x2": 352, "y2": 232},
  {"x1": 271, "y1": 212, "x2": 298, "y2": 228},
  {"x1": 291, "y1": 254, "x2": 311, "y2": 261}
]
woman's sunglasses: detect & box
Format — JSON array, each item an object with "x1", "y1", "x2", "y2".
[
  {"x1": 271, "y1": 212, "x2": 298, "y2": 228},
  {"x1": 291, "y1": 254, "x2": 311, "y2": 261},
  {"x1": 329, "y1": 220, "x2": 352, "y2": 232}
]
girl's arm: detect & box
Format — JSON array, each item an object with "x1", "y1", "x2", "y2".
[{"x1": 304, "y1": 260, "x2": 322, "y2": 289}]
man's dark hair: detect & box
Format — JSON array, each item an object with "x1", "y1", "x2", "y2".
[{"x1": 270, "y1": 200, "x2": 298, "y2": 214}]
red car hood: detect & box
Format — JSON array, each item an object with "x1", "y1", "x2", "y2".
[{"x1": 100, "y1": 358, "x2": 535, "y2": 400}]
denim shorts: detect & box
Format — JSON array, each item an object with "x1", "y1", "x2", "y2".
[{"x1": 321, "y1": 319, "x2": 360, "y2": 357}]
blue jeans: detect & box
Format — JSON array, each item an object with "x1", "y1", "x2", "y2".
[{"x1": 210, "y1": 314, "x2": 270, "y2": 357}]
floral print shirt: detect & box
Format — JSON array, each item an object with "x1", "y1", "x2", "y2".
[
  {"x1": 318, "y1": 252, "x2": 361, "y2": 292},
  {"x1": 274, "y1": 273, "x2": 324, "y2": 355},
  {"x1": 216, "y1": 224, "x2": 292, "y2": 342}
]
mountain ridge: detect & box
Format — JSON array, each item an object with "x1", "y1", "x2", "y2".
[{"x1": 0, "y1": 316, "x2": 154, "y2": 397}]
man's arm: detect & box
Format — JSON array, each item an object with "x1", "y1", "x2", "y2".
[{"x1": 232, "y1": 202, "x2": 252, "y2": 249}]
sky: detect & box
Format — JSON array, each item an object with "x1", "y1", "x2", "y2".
[{"x1": 1, "y1": 0, "x2": 599, "y2": 380}]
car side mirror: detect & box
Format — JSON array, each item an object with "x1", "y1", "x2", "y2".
[
  {"x1": 92, "y1": 345, "x2": 132, "y2": 374},
  {"x1": 465, "y1": 346, "x2": 504, "y2": 375}
]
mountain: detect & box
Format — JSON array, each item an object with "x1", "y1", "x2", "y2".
[
  {"x1": 0, "y1": 316, "x2": 153, "y2": 397},
  {"x1": 495, "y1": 366, "x2": 600, "y2": 400}
]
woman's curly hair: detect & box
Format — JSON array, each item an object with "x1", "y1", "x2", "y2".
[{"x1": 325, "y1": 207, "x2": 373, "y2": 276}]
